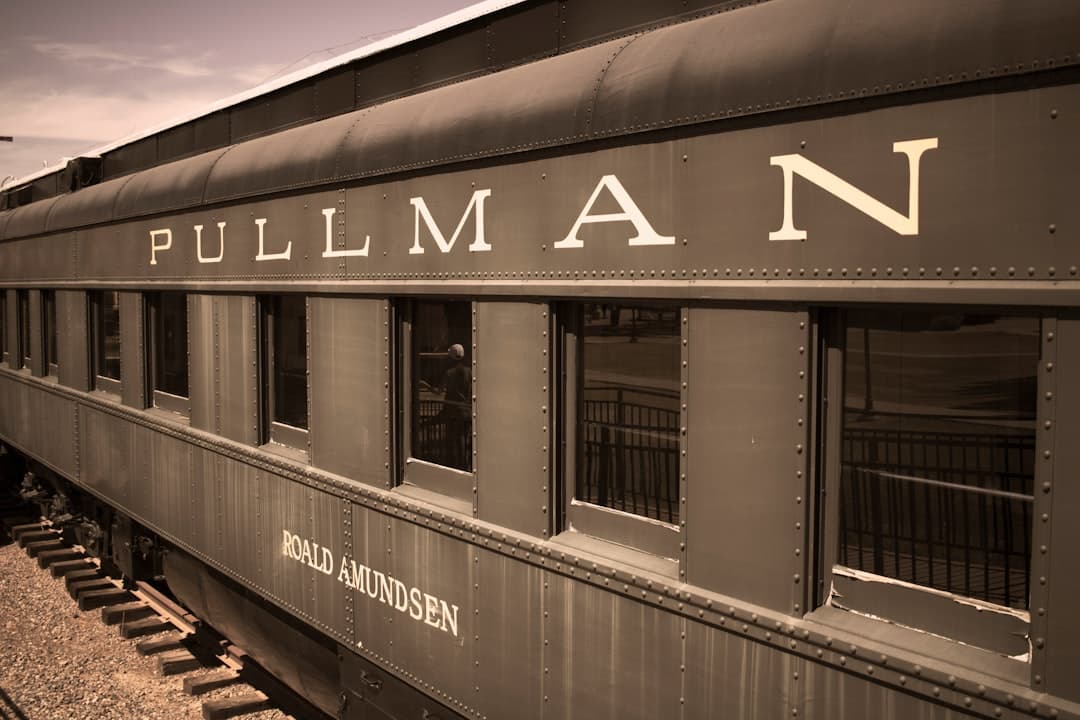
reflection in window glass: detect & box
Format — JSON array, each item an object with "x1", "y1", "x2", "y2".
[
  {"x1": 268, "y1": 295, "x2": 308, "y2": 430},
  {"x1": 17, "y1": 290, "x2": 29, "y2": 369},
  {"x1": 43, "y1": 290, "x2": 57, "y2": 373},
  {"x1": 150, "y1": 292, "x2": 188, "y2": 398},
  {"x1": 577, "y1": 304, "x2": 680, "y2": 523},
  {"x1": 93, "y1": 291, "x2": 121, "y2": 382},
  {"x1": 410, "y1": 301, "x2": 472, "y2": 472},
  {"x1": 839, "y1": 311, "x2": 1038, "y2": 609}
]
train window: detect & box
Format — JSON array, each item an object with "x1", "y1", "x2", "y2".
[
  {"x1": 821, "y1": 310, "x2": 1038, "y2": 645},
  {"x1": 147, "y1": 292, "x2": 189, "y2": 416},
  {"x1": 396, "y1": 299, "x2": 475, "y2": 507},
  {"x1": 90, "y1": 291, "x2": 122, "y2": 393},
  {"x1": 42, "y1": 290, "x2": 57, "y2": 377},
  {"x1": 17, "y1": 290, "x2": 30, "y2": 370},
  {"x1": 261, "y1": 295, "x2": 309, "y2": 449},
  {"x1": 0, "y1": 291, "x2": 6, "y2": 365},
  {"x1": 558, "y1": 303, "x2": 681, "y2": 557}
]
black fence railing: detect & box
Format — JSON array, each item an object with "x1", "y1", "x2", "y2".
[
  {"x1": 413, "y1": 399, "x2": 472, "y2": 471},
  {"x1": 577, "y1": 387, "x2": 679, "y2": 523},
  {"x1": 839, "y1": 423, "x2": 1034, "y2": 609}
]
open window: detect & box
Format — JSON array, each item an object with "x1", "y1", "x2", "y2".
[
  {"x1": 16, "y1": 289, "x2": 30, "y2": 370},
  {"x1": 260, "y1": 294, "x2": 309, "y2": 452},
  {"x1": 0, "y1": 291, "x2": 7, "y2": 366},
  {"x1": 397, "y1": 299, "x2": 474, "y2": 506},
  {"x1": 557, "y1": 302, "x2": 681, "y2": 558},
  {"x1": 147, "y1": 292, "x2": 189, "y2": 416},
  {"x1": 90, "y1": 291, "x2": 122, "y2": 394},
  {"x1": 818, "y1": 309, "x2": 1038, "y2": 658}
]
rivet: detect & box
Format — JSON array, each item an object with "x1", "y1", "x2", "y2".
[{"x1": 1049, "y1": 224, "x2": 1057, "y2": 233}]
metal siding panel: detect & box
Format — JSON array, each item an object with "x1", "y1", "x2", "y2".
[
  {"x1": 412, "y1": 24, "x2": 489, "y2": 89},
  {"x1": 36, "y1": 391, "x2": 77, "y2": 477},
  {"x1": 683, "y1": 621, "x2": 795, "y2": 719},
  {"x1": 1045, "y1": 314, "x2": 1080, "y2": 702},
  {"x1": 216, "y1": 459, "x2": 263, "y2": 580},
  {"x1": 350, "y1": 502, "x2": 395, "y2": 660},
  {"x1": 801, "y1": 661, "x2": 983, "y2": 720},
  {"x1": 475, "y1": 301, "x2": 549, "y2": 535},
  {"x1": 134, "y1": 431, "x2": 196, "y2": 547},
  {"x1": 217, "y1": 295, "x2": 258, "y2": 445},
  {"x1": 486, "y1": 2, "x2": 559, "y2": 68},
  {"x1": 193, "y1": 449, "x2": 223, "y2": 562},
  {"x1": 57, "y1": 290, "x2": 90, "y2": 391},
  {"x1": 119, "y1": 291, "x2": 147, "y2": 409},
  {"x1": 230, "y1": 82, "x2": 317, "y2": 142},
  {"x1": 354, "y1": 48, "x2": 417, "y2": 108},
  {"x1": 81, "y1": 406, "x2": 136, "y2": 507},
  {"x1": 103, "y1": 136, "x2": 158, "y2": 180},
  {"x1": 314, "y1": 67, "x2": 355, "y2": 117},
  {"x1": 310, "y1": 296, "x2": 388, "y2": 485},
  {"x1": 389, "y1": 520, "x2": 475, "y2": 707},
  {"x1": 0, "y1": 232, "x2": 74, "y2": 281},
  {"x1": 48, "y1": 180, "x2": 120, "y2": 232},
  {"x1": 113, "y1": 147, "x2": 227, "y2": 219},
  {"x1": 474, "y1": 548, "x2": 543, "y2": 720},
  {"x1": 686, "y1": 307, "x2": 808, "y2": 614},
  {"x1": 189, "y1": 294, "x2": 215, "y2": 432},
  {"x1": 543, "y1": 574, "x2": 682, "y2": 720}
]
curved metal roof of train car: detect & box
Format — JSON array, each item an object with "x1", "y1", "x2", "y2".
[{"x1": 2, "y1": 0, "x2": 1079, "y2": 241}]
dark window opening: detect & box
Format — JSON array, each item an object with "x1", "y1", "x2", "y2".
[
  {"x1": 574, "y1": 303, "x2": 680, "y2": 524},
  {"x1": 43, "y1": 290, "x2": 57, "y2": 374},
  {"x1": 92, "y1": 291, "x2": 122, "y2": 384},
  {"x1": 0, "y1": 291, "x2": 7, "y2": 363},
  {"x1": 838, "y1": 311, "x2": 1038, "y2": 610},
  {"x1": 148, "y1": 292, "x2": 188, "y2": 401},
  {"x1": 409, "y1": 300, "x2": 472, "y2": 472},
  {"x1": 265, "y1": 295, "x2": 308, "y2": 432},
  {"x1": 17, "y1": 290, "x2": 29, "y2": 370}
]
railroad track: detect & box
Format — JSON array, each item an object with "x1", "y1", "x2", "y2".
[{"x1": 0, "y1": 506, "x2": 328, "y2": 720}]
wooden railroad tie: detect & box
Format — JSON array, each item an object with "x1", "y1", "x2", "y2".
[
  {"x1": 5, "y1": 521, "x2": 44, "y2": 541},
  {"x1": 156, "y1": 648, "x2": 203, "y2": 676},
  {"x1": 64, "y1": 567, "x2": 105, "y2": 589},
  {"x1": 51, "y1": 559, "x2": 96, "y2": 578},
  {"x1": 101, "y1": 601, "x2": 156, "y2": 625},
  {"x1": 183, "y1": 669, "x2": 240, "y2": 696},
  {"x1": 136, "y1": 633, "x2": 186, "y2": 656},
  {"x1": 201, "y1": 691, "x2": 270, "y2": 720},
  {"x1": 67, "y1": 576, "x2": 112, "y2": 599},
  {"x1": 36, "y1": 547, "x2": 83, "y2": 569},
  {"x1": 118, "y1": 615, "x2": 172, "y2": 639}
]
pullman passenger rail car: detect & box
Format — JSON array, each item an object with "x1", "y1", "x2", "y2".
[{"x1": 1, "y1": 0, "x2": 1079, "y2": 717}]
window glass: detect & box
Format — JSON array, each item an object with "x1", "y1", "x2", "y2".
[
  {"x1": 577, "y1": 303, "x2": 680, "y2": 523},
  {"x1": 839, "y1": 311, "x2": 1038, "y2": 609},
  {"x1": 150, "y1": 292, "x2": 188, "y2": 398},
  {"x1": 0, "y1": 291, "x2": 6, "y2": 362},
  {"x1": 410, "y1": 301, "x2": 472, "y2": 472},
  {"x1": 269, "y1": 295, "x2": 308, "y2": 430},
  {"x1": 93, "y1": 291, "x2": 121, "y2": 382},
  {"x1": 43, "y1": 290, "x2": 57, "y2": 373},
  {"x1": 17, "y1": 290, "x2": 29, "y2": 369}
]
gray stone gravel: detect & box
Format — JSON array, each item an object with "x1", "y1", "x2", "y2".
[{"x1": 0, "y1": 538, "x2": 289, "y2": 720}]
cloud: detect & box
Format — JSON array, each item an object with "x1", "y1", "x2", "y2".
[{"x1": 31, "y1": 41, "x2": 251, "y2": 81}]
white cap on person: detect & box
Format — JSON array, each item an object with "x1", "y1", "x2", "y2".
[{"x1": 448, "y1": 343, "x2": 465, "y2": 359}]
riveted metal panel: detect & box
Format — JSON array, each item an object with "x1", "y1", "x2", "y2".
[
  {"x1": 113, "y1": 148, "x2": 227, "y2": 220},
  {"x1": 214, "y1": 457, "x2": 264, "y2": 580},
  {"x1": 189, "y1": 294, "x2": 215, "y2": 432},
  {"x1": 1044, "y1": 314, "x2": 1080, "y2": 702},
  {"x1": 119, "y1": 292, "x2": 147, "y2": 409},
  {"x1": 473, "y1": 547, "x2": 543, "y2": 720},
  {"x1": 255, "y1": 471, "x2": 349, "y2": 641},
  {"x1": 0, "y1": 232, "x2": 75, "y2": 282},
  {"x1": 217, "y1": 295, "x2": 259, "y2": 445},
  {"x1": 314, "y1": 67, "x2": 356, "y2": 117},
  {"x1": 0, "y1": 375, "x2": 25, "y2": 446},
  {"x1": 80, "y1": 405, "x2": 137, "y2": 506},
  {"x1": 683, "y1": 621, "x2": 795, "y2": 719},
  {"x1": 387, "y1": 520, "x2": 475, "y2": 710},
  {"x1": 355, "y1": 47, "x2": 417, "y2": 109},
  {"x1": 31, "y1": 174, "x2": 59, "y2": 203},
  {"x1": 543, "y1": 573, "x2": 682, "y2": 719},
  {"x1": 686, "y1": 307, "x2": 809, "y2": 614},
  {"x1": 231, "y1": 81, "x2": 317, "y2": 143},
  {"x1": 800, "y1": 660, "x2": 987, "y2": 720},
  {"x1": 48, "y1": 179, "x2": 120, "y2": 231},
  {"x1": 310, "y1": 296, "x2": 387, "y2": 485},
  {"x1": 56, "y1": 291, "x2": 89, "y2": 391},
  {"x1": 412, "y1": 23, "x2": 489, "y2": 91},
  {"x1": 349, "y1": 501, "x2": 395, "y2": 660},
  {"x1": 475, "y1": 301, "x2": 550, "y2": 536},
  {"x1": 103, "y1": 136, "x2": 158, "y2": 180},
  {"x1": 0, "y1": 380, "x2": 75, "y2": 475},
  {"x1": 3, "y1": 197, "x2": 60, "y2": 243},
  {"x1": 130, "y1": 429, "x2": 195, "y2": 547},
  {"x1": 486, "y1": 1, "x2": 558, "y2": 68}
]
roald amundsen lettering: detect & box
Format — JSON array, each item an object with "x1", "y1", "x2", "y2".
[
  {"x1": 281, "y1": 529, "x2": 460, "y2": 638},
  {"x1": 149, "y1": 138, "x2": 938, "y2": 265}
]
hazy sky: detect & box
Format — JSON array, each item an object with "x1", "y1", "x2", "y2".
[{"x1": 0, "y1": 0, "x2": 476, "y2": 184}]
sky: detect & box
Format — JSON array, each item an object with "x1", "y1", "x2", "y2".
[{"x1": 0, "y1": 0, "x2": 477, "y2": 185}]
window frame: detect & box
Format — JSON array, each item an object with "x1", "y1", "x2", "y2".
[
  {"x1": 16, "y1": 289, "x2": 30, "y2": 371},
  {"x1": 259, "y1": 294, "x2": 311, "y2": 452},
  {"x1": 395, "y1": 298, "x2": 476, "y2": 507},
  {"x1": 813, "y1": 306, "x2": 1041, "y2": 658},
  {"x1": 42, "y1": 289, "x2": 58, "y2": 378},
  {"x1": 556, "y1": 302, "x2": 682, "y2": 559},
  {"x1": 90, "y1": 291, "x2": 122, "y2": 395},
  {"x1": 146, "y1": 291, "x2": 190, "y2": 416}
]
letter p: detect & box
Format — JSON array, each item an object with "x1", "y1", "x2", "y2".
[{"x1": 149, "y1": 229, "x2": 172, "y2": 265}]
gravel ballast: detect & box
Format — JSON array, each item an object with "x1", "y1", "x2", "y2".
[{"x1": 0, "y1": 538, "x2": 290, "y2": 720}]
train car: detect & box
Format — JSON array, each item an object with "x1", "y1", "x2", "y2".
[{"x1": 1, "y1": 0, "x2": 1079, "y2": 717}]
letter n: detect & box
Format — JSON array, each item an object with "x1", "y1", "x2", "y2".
[
  {"x1": 408, "y1": 189, "x2": 492, "y2": 254},
  {"x1": 769, "y1": 138, "x2": 938, "y2": 241}
]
